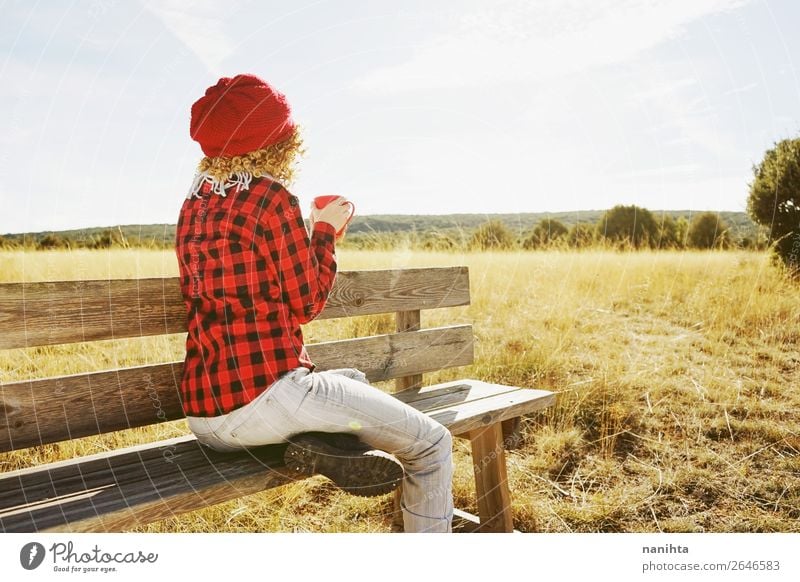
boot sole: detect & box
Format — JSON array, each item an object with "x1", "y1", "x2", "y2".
[{"x1": 284, "y1": 433, "x2": 404, "y2": 497}]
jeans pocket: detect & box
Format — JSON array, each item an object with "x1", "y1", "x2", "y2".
[
  {"x1": 216, "y1": 391, "x2": 271, "y2": 440},
  {"x1": 268, "y1": 370, "x2": 314, "y2": 416},
  {"x1": 222, "y1": 383, "x2": 308, "y2": 446},
  {"x1": 187, "y1": 416, "x2": 216, "y2": 438},
  {"x1": 187, "y1": 416, "x2": 243, "y2": 452}
]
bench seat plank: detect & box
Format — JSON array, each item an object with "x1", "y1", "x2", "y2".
[
  {"x1": 0, "y1": 436, "x2": 294, "y2": 532},
  {"x1": 0, "y1": 381, "x2": 554, "y2": 532},
  {"x1": 427, "y1": 384, "x2": 556, "y2": 435},
  {"x1": 393, "y1": 378, "x2": 556, "y2": 435},
  {"x1": 393, "y1": 379, "x2": 520, "y2": 406}
]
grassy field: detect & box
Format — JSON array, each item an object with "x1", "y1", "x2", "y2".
[{"x1": 1, "y1": 247, "x2": 799, "y2": 532}]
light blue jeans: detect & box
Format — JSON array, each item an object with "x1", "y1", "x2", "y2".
[{"x1": 187, "y1": 367, "x2": 454, "y2": 533}]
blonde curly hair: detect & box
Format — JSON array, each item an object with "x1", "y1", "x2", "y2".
[{"x1": 197, "y1": 128, "x2": 304, "y2": 185}]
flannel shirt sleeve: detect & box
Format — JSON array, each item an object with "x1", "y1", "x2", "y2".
[{"x1": 271, "y1": 191, "x2": 337, "y2": 324}]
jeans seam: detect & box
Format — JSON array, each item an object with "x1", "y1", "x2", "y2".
[
  {"x1": 267, "y1": 375, "x2": 311, "y2": 417},
  {"x1": 298, "y1": 385, "x2": 449, "y2": 453},
  {"x1": 217, "y1": 387, "x2": 279, "y2": 439},
  {"x1": 400, "y1": 500, "x2": 454, "y2": 520}
]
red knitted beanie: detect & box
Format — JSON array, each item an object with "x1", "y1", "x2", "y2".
[{"x1": 190, "y1": 74, "x2": 295, "y2": 158}]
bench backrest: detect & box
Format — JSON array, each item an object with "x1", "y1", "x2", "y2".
[{"x1": 0, "y1": 267, "x2": 472, "y2": 453}]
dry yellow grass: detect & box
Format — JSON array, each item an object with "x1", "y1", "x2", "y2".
[{"x1": 1, "y1": 247, "x2": 798, "y2": 532}]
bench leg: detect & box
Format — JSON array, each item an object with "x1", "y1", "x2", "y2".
[
  {"x1": 501, "y1": 417, "x2": 524, "y2": 450},
  {"x1": 469, "y1": 423, "x2": 514, "y2": 532}
]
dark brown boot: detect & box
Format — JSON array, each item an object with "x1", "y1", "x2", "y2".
[{"x1": 283, "y1": 432, "x2": 404, "y2": 497}]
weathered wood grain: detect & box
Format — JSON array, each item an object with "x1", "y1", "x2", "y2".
[
  {"x1": 0, "y1": 436, "x2": 296, "y2": 532},
  {"x1": 0, "y1": 381, "x2": 555, "y2": 532},
  {"x1": 309, "y1": 325, "x2": 474, "y2": 385},
  {"x1": 0, "y1": 381, "x2": 517, "y2": 507},
  {"x1": 469, "y1": 423, "x2": 514, "y2": 533},
  {"x1": 392, "y1": 379, "x2": 518, "y2": 409},
  {"x1": 394, "y1": 310, "x2": 422, "y2": 392},
  {"x1": 429, "y1": 387, "x2": 556, "y2": 436},
  {"x1": 0, "y1": 325, "x2": 474, "y2": 452},
  {"x1": 391, "y1": 308, "x2": 423, "y2": 533},
  {"x1": 0, "y1": 278, "x2": 186, "y2": 350},
  {"x1": 0, "y1": 437, "x2": 206, "y2": 508},
  {"x1": 0, "y1": 267, "x2": 470, "y2": 349}
]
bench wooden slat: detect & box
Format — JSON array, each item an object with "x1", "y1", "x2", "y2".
[
  {"x1": 0, "y1": 325, "x2": 474, "y2": 452},
  {"x1": 0, "y1": 381, "x2": 553, "y2": 532},
  {"x1": 0, "y1": 437, "x2": 205, "y2": 509},
  {"x1": 0, "y1": 267, "x2": 470, "y2": 350},
  {"x1": 392, "y1": 379, "x2": 519, "y2": 408},
  {"x1": 0, "y1": 437, "x2": 295, "y2": 532},
  {"x1": 429, "y1": 384, "x2": 556, "y2": 435},
  {"x1": 310, "y1": 324, "x2": 473, "y2": 384}
]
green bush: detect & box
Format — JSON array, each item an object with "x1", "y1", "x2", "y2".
[
  {"x1": 567, "y1": 223, "x2": 595, "y2": 248},
  {"x1": 688, "y1": 212, "x2": 729, "y2": 249},
  {"x1": 37, "y1": 233, "x2": 70, "y2": 249},
  {"x1": 470, "y1": 220, "x2": 515, "y2": 250},
  {"x1": 596, "y1": 205, "x2": 659, "y2": 249},
  {"x1": 748, "y1": 137, "x2": 800, "y2": 274},
  {"x1": 523, "y1": 218, "x2": 568, "y2": 249},
  {"x1": 654, "y1": 214, "x2": 680, "y2": 249},
  {"x1": 421, "y1": 232, "x2": 457, "y2": 251}
]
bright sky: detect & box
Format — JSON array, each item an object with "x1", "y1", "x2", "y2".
[{"x1": 1, "y1": 0, "x2": 798, "y2": 234}]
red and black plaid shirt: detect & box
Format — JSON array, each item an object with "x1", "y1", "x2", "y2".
[{"x1": 175, "y1": 175, "x2": 337, "y2": 417}]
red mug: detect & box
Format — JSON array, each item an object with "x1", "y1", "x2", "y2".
[{"x1": 313, "y1": 195, "x2": 355, "y2": 237}]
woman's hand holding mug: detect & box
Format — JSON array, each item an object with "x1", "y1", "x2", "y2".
[{"x1": 311, "y1": 195, "x2": 355, "y2": 239}]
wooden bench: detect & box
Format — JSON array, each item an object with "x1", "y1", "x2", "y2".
[{"x1": 0, "y1": 266, "x2": 555, "y2": 533}]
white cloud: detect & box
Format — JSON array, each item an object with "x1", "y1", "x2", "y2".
[
  {"x1": 142, "y1": 0, "x2": 237, "y2": 74},
  {"x1": 609, "y1": 163, "x2": 703, "y2": 181},
  {"x1": 354, "y1": 0, "x2": 750, "y2": 93},
  {"x1": 628, "y1": 77, "x2": 699, "y2": 104},
  {"x1": 630, "y1": 70, "x2": 743, "y2": 159},
  {"x1": 724, "y1": 82, "x2": 759, "y2": 95},
  {"x1": 602, "y1": 172, "x2": 751, "y2": 211}
]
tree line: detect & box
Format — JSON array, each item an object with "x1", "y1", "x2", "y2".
[
  {"x1": 466, "y1": 207, "x2": 746, "y2": 251},
  {"x1": 0, "y1": 208, "x2": 767, "y2": 252},
  {"x1": 0, "y1": 227, "x2": 137, "y2": 251},
  {"x1": 340, "y1": 207, "x2": 763, "y2": 252}
]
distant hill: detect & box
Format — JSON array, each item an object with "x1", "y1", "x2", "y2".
[
  {"x1": 0, "y1": 210, "x2": 761, "y2": 248},
  {"x1": 348, "y1": 210, "x2": 759, "y2": 239}
]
